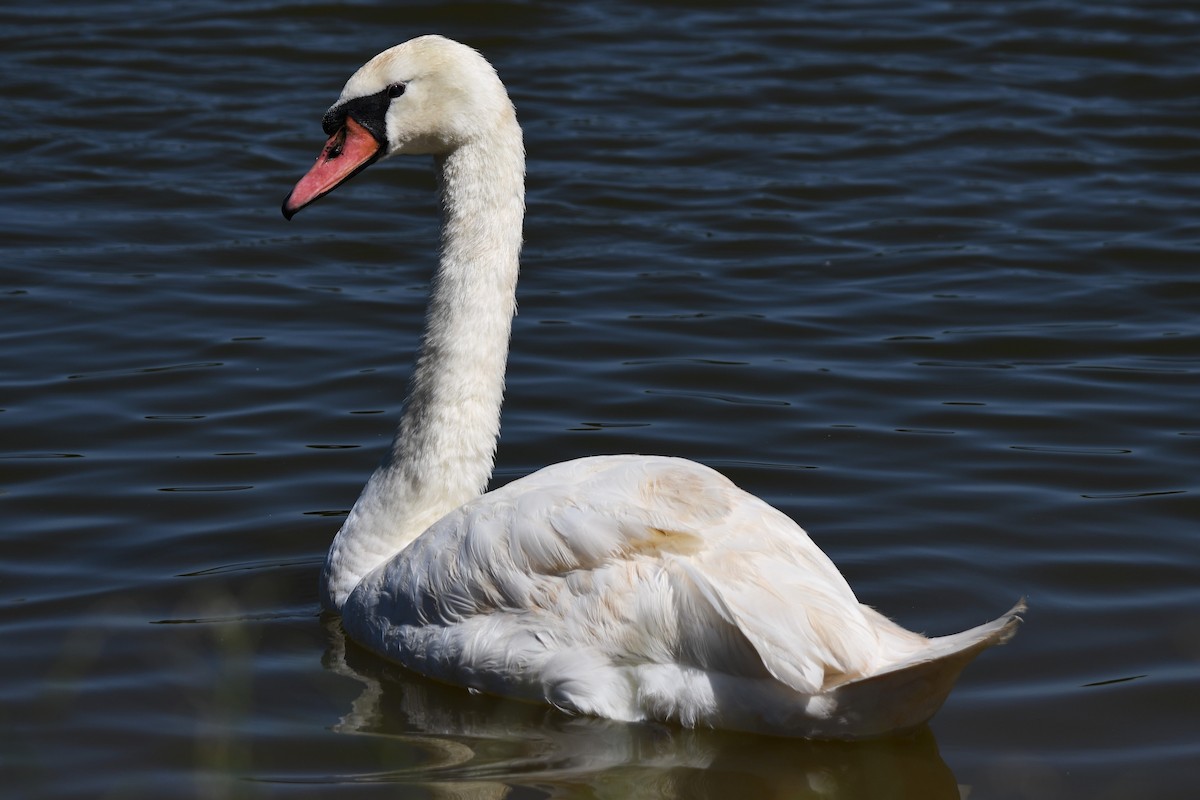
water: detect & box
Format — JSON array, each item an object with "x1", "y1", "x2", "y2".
[{"x1": 2, "y1": 1, "x2": 1197, "y2": 797}]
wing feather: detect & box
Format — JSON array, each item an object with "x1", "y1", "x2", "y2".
[{"x1": 347, "y1": 455, "x2": 882, "y2": 706}]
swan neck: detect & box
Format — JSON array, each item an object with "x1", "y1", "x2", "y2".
[
  {"x1": 398, "y1": 133, "x2": 525, "y2": 496},
  {"x1": 322, "y1": 120, "x2": 525, "y2": 612}
]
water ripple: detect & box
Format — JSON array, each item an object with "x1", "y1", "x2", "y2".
[{"x1": 2, "y1": 1, "x2": 1197, "y2": 798}]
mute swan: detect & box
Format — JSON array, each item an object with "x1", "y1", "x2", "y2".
[{"x1": 282, "y1": 35, "x2": 1023, "y2": 739}]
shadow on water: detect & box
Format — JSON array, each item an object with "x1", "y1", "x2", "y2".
[{"x1": 300, "y1": 617, "x2": 964, "y2": 800}]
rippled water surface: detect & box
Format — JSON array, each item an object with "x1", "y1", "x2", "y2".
[{"x1": 3, "y1": 1, "x2": 1198, "y2": 797}]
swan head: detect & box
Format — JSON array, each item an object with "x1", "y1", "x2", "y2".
[{"x1": 282, "y1": 35, "x2": 515, "y2": 219}]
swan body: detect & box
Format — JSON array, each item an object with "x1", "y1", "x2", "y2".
[{"x1": 283, "y1": 35, "x2": 1022, "y2": 739}]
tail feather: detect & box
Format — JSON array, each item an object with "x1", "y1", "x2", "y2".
[
  {"x1": 878, "y1": 597, "x2": 1026, "y2": 676},
  {"x1": 817, "y1": 599, "x2": 1026, "y2": 739}
]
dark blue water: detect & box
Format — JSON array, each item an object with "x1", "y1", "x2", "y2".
[{"x1": 3, "y1": 1, "x2": 1197, "y2": 797}]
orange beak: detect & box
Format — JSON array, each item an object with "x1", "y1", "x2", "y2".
[{"x1": 282, "y1": 116, "x2": 384, "y2": 219}]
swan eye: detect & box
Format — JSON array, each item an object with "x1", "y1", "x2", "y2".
[{"x1": 387, "y1": 83, "x2": 406, "y2": 98}]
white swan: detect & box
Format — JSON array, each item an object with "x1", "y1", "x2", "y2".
[{"x1": 282, "y1": 35, "x2": 1023, "y2": 739}]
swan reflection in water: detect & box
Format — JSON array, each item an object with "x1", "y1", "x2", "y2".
[{"x1": 321, "y1": 618, "x2": 966, "y2": 800}]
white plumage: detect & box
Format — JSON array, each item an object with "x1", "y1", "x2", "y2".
[{"x1": 283, "y1": 35, "x2": 1023, "y2": 739}]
